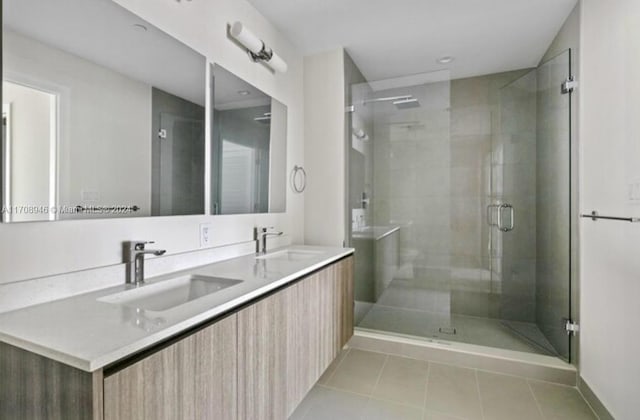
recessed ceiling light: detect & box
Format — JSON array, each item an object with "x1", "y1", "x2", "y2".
[
  {"x1": 238, "y1": 90, "x2": 250, "y2": 96},
  {"x1": 437, "y1": 56, "x2": 455, "y2": 64},
  {"x1": 132, "y1": 23, "x2": 147, "y2": 32}
]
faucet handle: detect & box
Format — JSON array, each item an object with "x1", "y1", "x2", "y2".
[{"x1": 126, "y1": 240, "x2": 155, "y2": 251}]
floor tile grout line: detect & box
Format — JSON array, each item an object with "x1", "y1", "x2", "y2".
[
  {"x1": 314, "y1": 348, "x2": 592, "y2": 420},
  {"x1": 343, "y1": 348, "x2": 430, "y2": 412},
  {"x1": 366, "y1": 393, "x2": 428, "y2": 411},
  {"x1": 474, "y1": 366, "x2": 576, "y2": 387},
  {"x1": 322, "y1": 347, "x2": 351, "y2": 385},
  {"x1": 575, "y1": 386, "x2": 602, "y2": 420},
  {"x1": 423, "y1": 360, "x2": 431, "y2": 410},
  {"x1": 355, "y1": 348, "x2": 574, "y2": 389},
  {"x1": 423, "y1": 408, "x2": 468, "y2": 420},
  {"x1": 316, "y1": 383, "x2": 372, "y2": 399},
  {"x1": 475, "y1": 369, "x2": 486, "y2": 420},
  {"x1": 370, "y1": 353, "x2": 389, "y2": 397},
  {"x1": 526, "y1": 378, "x2": 548, "y2": 419},
  {"x1": 351, "y1": 352, "x2": 387, "y2": 420}
]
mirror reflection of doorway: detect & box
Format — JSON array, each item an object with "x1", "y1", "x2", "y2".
[
  {"x1": 1, "y1": 104, "x2": 9, "y2": 222},
  {"x1": 1, "y1": 80, "x2": 57, "y2": 222}
]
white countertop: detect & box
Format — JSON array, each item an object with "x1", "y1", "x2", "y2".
[{"x1": 0, "y1": 245, "x2": 353, "y2": 372}]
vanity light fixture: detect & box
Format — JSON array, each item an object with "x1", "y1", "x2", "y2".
[
  {"x1": 229, "y1": 21, "x2": 288, "y2": 73},
  {"x1": 238, "y1": 90, "x2": 251, "y2": 96}
]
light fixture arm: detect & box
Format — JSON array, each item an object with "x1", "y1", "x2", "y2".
[
  {"x1": 229, "y1": 21, "x2": 288, "y2": 73},
  {"x1": 248, "y1": 42, "x2": 274, "y2": 63}
]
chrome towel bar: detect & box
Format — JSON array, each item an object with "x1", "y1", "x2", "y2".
[{"x1": 580, "y1": 210, "x2": 640, "y2": 222}]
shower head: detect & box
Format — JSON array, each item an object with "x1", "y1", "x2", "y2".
[
  {"x1": 254, "y1": 112, "x2": 271, "y2": 124},
  {"x1": 362, "y1": 95, "x2": 421, "y2": 109},
  {"x1": 392, "y1": 97, "x2": 420, "y2": 109}
]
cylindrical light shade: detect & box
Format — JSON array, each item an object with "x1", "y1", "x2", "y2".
[
  {"x1": 268, "y1": 51, "x2": 288, "y2": 73},
  {"x1": 230, "y1": 21, "x2": 262, "y2": 54}
]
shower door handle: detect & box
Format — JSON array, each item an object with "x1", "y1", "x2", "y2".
[{"x1": 497, "y1": 204, "x2": 515, "y2": 232}]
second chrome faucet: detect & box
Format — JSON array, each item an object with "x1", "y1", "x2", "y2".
[
  {"x1": 124, "y1": 241, "x2": 167, "y2": 285},
  {"x1": 253, "y1": 227, "x2": 283, "y2": 254}
]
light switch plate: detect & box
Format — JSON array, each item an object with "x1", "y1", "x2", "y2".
[
  {"x1": 200, "y1": 223, "x2": 212, "y2": 248},
  {"x1": 628, "y1": 181, "x2": 640, "y2": 201}
]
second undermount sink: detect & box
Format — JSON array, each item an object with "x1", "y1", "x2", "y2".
[
  {"x1": 255, "y1": 249, "x2": 324, "y2": 262},
  {"x1": 98, "y1": 274, "x2": 243, "y2": 312}
]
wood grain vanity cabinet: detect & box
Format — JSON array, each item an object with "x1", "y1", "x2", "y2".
[
  {"x1": 0, "y1": 255, "x2": 354, "y2": 420},
  {"x1": 103, "y1": 315, "x2": 238, "y2": 420}
]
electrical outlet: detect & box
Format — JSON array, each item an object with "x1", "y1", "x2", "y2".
[{"x1": 200, "y1": 223, "x2": 212, "y2": 248}]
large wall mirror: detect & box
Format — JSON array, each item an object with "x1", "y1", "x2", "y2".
[
  {"x1": 211, "y1": 65, "x2": 287, "y2": 215},
  {"x1": 1, "y1": 0, "x2": 289, "y2": 223},
  {"x1": 1, "y1": 0, "x2": 207, "y2": 222}
]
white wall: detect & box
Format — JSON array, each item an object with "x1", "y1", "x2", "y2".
[
  {"x1": 580, "y1": 0, "x2": 640, "y2": 418},
  {"x1": 303, "y1": 49, "x2": 346, "y2": 246},
  {"x1": 3, "y1": 30, "x2": 153, "y2": 218},
  {"x1": 0, "y1": 0, "x2": 304, "y2": 284}
]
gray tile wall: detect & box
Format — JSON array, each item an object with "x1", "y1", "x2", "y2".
[{"x1": 367, "y1": 70, "x2": 535, "y2": 320}]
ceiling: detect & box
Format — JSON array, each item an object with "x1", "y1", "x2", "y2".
[
  {"x1": 3, "y1": 0, "x2": 206, "y2": 106},
  {"x1": 213, "y1": 64, "x2": 271, "y2": 110},
  {"x1": 246, "y1": 0, "x2": 578, "y2": 81}
]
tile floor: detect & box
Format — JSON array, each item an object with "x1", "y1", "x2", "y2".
[{"x1": 289, "y1": 349, "x2": 597, "y2": 420}]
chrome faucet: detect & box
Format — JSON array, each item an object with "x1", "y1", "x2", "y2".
[
  {"x1": 124, "y1": 241, "x2": 167, "y2": 285},
  {"x1": 253, "y1": 227, "x2": 283, "y2": 254}
]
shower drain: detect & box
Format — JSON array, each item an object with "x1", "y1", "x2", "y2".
[{"x1": 438, "y1": 327, "x2": 457, "y2": 335}]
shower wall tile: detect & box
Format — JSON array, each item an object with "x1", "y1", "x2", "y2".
[
  {"x1": 369, "y1": 69, "x2": 538, "y2": 325},
  {"x1": 451, "y1": 107, "x2": 492, "y2": 136},
  {"x1": 450, "y1": 255, "x2": 482, "y2": 269},
  {"x1": 451, "y1": 75, "x2": 491, "y2": 107},
  {"x1": 451, "y1": 167, "x2": 483, "y2": 196},
  {"x1": 450, "y1": 135, "x2": 491, "y2": 168}
]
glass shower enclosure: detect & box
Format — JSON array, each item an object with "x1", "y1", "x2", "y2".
[{"x1": 347, "y1": 51, "x2": 573, "y2": 361}]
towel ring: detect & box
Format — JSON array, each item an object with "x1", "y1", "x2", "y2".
[{"x1": 291, "y1": 165, "x2": 306, "y2": 193}]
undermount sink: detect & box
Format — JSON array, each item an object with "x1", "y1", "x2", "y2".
[
  {"x1": 98, "y1": 274, "x2": 243, "y2": 312},
  {"x1": 255, "y1": 249, "x2": 323, "y2": 262}
]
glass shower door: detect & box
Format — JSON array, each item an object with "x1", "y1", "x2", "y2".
[
  {"x1": 350, "y1": 71, "x2": 454, "y2": 338},
  {"x1": 493, "y1": 50, "x2": 572, "y2": 360}
]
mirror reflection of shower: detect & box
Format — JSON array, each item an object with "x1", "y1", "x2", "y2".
[{"x1": 361, "y1": 95, "x2": 421, "y2": 109}]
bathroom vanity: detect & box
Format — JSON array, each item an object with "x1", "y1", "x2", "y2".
[{"x1": 0, "y1": 247, "x2": 354, "y2": 419}]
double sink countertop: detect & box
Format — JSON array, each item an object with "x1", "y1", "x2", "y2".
[{"x1": 0, "y1": 245, "x2": 353, "y2": 372}]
